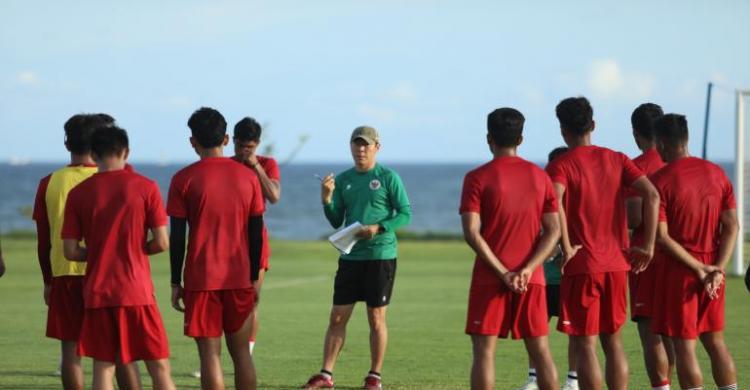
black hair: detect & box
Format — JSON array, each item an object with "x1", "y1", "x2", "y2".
[
  {"x1": 187, "y1": 107, "x2": 227, "y2": 148},
  {"x1": 64, "y1": 113, "x2": 116, "y2": 154},
  {"x1": 487, "y1": 107, "x2": 525, "y2": 147},
  {"x1": 631, "y1": 103, "x2": 663, "y2": 140},
  {"x1": 555, "y1": 97, "x2": 594, "y2": 136},
  {"x1": 234, "y1": 117, "x2": 262, "y2": 142},
  {"x1": 91, "y1": 125, "x2": 129, "y2": 158},
  {"x1": 654, "y1": 114, "x2": 688, "y2": 146},
  {"x1": 548, "y1": 146, "x2": 569, "y2": 163}
]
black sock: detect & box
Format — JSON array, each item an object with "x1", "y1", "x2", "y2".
[
  {"x1": 320, "y1": 369, "x2": 333, "y2": 377},
  {"x1": 368, "y1": 370, "x2": 381, "y2": 378}
]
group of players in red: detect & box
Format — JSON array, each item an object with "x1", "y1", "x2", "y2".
[
  {"x1": 34, "y1": 108, "x2": 279, "y2": 390},
  {"x1": 461, "y1": 97, "x2": 738, "y2": 390},
  {"x1": 30, "y1": 96, "x2": 739, "y2": 390}
]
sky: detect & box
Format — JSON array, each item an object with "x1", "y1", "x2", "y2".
[{"x1": 1, "y1": 0, "x2": 749, "y2": 164}]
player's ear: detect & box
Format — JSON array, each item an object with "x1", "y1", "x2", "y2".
[
  {"x1": 223, "y1": 134, "x2": 229, "y2": 146},
  {"x1": 516, "y1": 134, "x2": 523, "y2": 146},
  {"x1": 590, "y1": 120, "x2": 596, "y2": 133},
  {"x1": 122, "y1": 148, "x2": 130, "y2": 161},
  {"x1": 189, "y1": 137, "x2": 197, "y2": 148},
  {"x1": 64, "y1": 136, "x2": 71, "y2": 152},
  {"x1": 375, "y1": 142, "x2": 381, "y2": 151}
]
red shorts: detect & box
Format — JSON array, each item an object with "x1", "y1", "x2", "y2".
[
  {"x1": 651, "y1": 254, "x2": 724, "y2": 339},
  {"x1": 558, "y1": 271, "x2": 627, "y2": 336},
  {"x1": 78, "y1": 305, "x2": 169, "y2": 364},
  {"x1": 628, "y1": 258, "x2": 661, "y2": 320},
  {"x1": 184, "y1": 288, "x2": 255, "y2": 338},
  {"x1": 46, "y1": 276, "x2": 85, "y2": 341},
  {"x1": 465, "y1": 283, "x2": 548, "y2": 339}
]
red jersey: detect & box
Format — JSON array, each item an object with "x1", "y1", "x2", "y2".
[
  {"x1": 167, "y1": 157, "x2": 265, "y2": 291},
  {"x1": 651, "y1": 157, "x2": 736, "y2": 258},
  {"x1": 460, "y1": 156, "x2": 558, "y2": 285},
  {"x1": 61, "y1": 169, "x2": 168, "y2": 308},
  {"x1": 545, "y1": 145, "x2": 644, "y2": 275},
  {"x1": 628, "y1": 148, "x2": 666, "y2": 246}
]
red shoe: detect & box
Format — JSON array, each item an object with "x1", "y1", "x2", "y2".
[
  {"x1": 363, "y1": 375, "x2": 382, "y2": 390},
  {"x1": 302, "y1": 374, "x2": 335, "y2": 389}
]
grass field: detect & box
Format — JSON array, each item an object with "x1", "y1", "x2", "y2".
[{"x1": 0, "y1": 236, "x2": 748, "y2": 389}]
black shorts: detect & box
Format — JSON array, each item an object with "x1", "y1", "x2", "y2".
[
  {"x1": 546, "y1": 284, "x2": 560, "y2": 319},
  {"x1": 333, "y1": 258, "x2": 397, "y2": 307}
]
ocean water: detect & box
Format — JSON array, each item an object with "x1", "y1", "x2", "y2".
[
  {"x1": 0, "y1": 162, "x2": 474, "y2": 239},
  {"x1": 0, "y1": 161, "x2": 738, "y2": 240}
]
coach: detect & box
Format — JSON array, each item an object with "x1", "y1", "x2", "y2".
[{"x1": 303, "y1": 126, "x2": 411, "y2": 390}]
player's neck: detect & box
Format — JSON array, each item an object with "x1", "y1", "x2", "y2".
[
  {"x1": 491, "y1": 147, "x2": 517, "y2": 158},
  {"x1": 198, "y1": 147, "x2": 224, "y2": 159},
  {"x1": 566, "y1": 134, "x2": 592, "y2": 148},
  {"x1": 70, "y1": 153, "x2": 95, "y2": 166},
  {"x1": 96, "y1": 158, "x2": 127, "y2": 172},
  {"x1": 638, "y1": 142, "x2": 656, "y2": 152},
  {"x1": 664, "y1": 148, "x2": 689, "y2": 163}
]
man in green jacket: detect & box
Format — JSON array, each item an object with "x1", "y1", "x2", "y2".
[{"x1": 303, "y1": 126, "x2": 411, "y2": 390}]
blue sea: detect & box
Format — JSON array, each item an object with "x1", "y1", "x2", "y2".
[{"x1": 0, "y1": 161, "x2": 738, "y2": 239}]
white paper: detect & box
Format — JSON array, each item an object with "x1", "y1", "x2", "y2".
[{"x1": 328, "y1": 222, "x2": 363, "y2": 255}]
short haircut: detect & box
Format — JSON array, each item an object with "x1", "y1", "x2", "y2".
[
  {"x1": 234, "y1": 117, "x2": 262, "y2": 142},
  {"x1": 631, "y1": 103, "x2": 664, "y2": 140},
  {"x1": 91, "y1": 125, "x2": 129, "y2": 158},
  {"x1": 654, "y1": 114, "x2": 688, "y2": 146},
  {"x1": 548, "y1": 146, "x2": 569, "y2": 163},
  {"x1": 487, "y1": 107, "x2": 525, "y2": 147},
  {"x1": 64, "y1": 113, "x2": 116, "y2": 154},
  {"x1": 555, "y1": 97, "x2": 594, "y2": 136},
  {"x1": 188, "y1": 107, "x2": 227, "y2": 148}
]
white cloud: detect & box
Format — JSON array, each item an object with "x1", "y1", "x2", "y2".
[
  {"x1": 357, "y1": 103, "x2": 395, "y2": 123},
  {"x1": 16, "y1": 70, "x2": 39, "y2": 86},
  {"x1": 587, "y1": 59, "x2": 653, "y2": 100},
  {"x1": 588, "y1": 59, "x2": 624, "y2": 96}
]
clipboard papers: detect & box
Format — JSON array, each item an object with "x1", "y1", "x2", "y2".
[{"x1": 328, "y1": 222, "x2": 362, "y2": 255}]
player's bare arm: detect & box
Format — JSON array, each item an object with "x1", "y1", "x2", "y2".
[
  {"x1": 248, "y1": 159, "x2": 281, "y2": 204},
  {"x1": 656, "y1": 222, "x2": 718, "y2": 282},
  {"x1": 461, "y1": 212, "x2": 522, "y2": 293},
  {"x1": 715, "y1": 209, "x2": 739, "y2": 272},
  {"x1": 552, "y1": 183, "x2": 581, "y2": 271},
  {"x1": 705, "y1": 209, "x2": 739, "y2": 297},
  {"x1": 627, "y1": 176, "x2": 659, "y2": 272},
  {"x1": 518, "y1": 212, "x2": 561, "y2": 289},
  {"x1": 145, "y1": 226, "x2": 169, "y2": 255},
  {"x1": 62, "y1": 239, "x2": 87, "y2": 262},
  {"x1": 625, "y1": 197, "x2": 643, "y2": 230}
]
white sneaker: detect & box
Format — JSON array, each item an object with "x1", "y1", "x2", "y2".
[
  {"x1": 515, "y1": 377, "x2": 539, "y2": 390},
  {"x1": 562, "y1": 380, "x2": 579, "y2": 390}
]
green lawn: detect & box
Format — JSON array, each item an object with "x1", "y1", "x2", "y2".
[{"x1": 0, "y1": 237, "x2": 748, "y2": 389}]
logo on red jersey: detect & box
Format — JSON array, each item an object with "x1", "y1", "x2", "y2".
[{"x1": 369, "y1": 179, "x2": 381, "y2": 190}]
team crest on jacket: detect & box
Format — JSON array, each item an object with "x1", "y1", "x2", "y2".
[{"x1": 369, "y1": 179, "x2": 381, "y2": 190}]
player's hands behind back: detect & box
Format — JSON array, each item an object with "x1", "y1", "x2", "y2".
[{"x1": 627, "y1": 245, "x2": 654, "y2": 273}]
